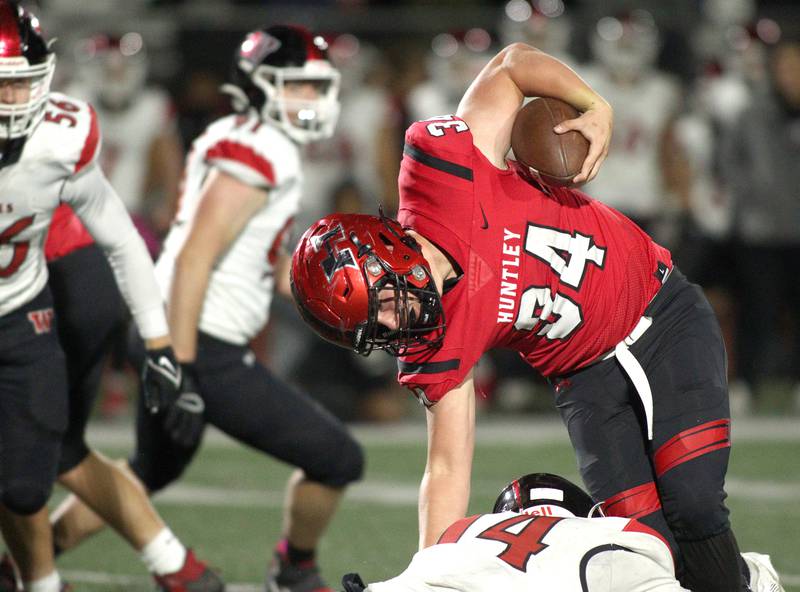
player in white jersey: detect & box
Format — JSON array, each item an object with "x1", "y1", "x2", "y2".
[
  {"x1": 0, "y1": 3, "x2": 221, "y2": 591},
  {"x1": 50, "y1": 24, "x2": 364, "y2": 592},
  {"x1": 343, "y1": 473, "x2": 785, "y2": 592},
  {"x1": 407, "y1": 30, "x2": 494, "y2": 123},
  {"x1": 579, "y1": 10, "x2": 683, "y2": 236},
  {"x1": 66, "y1": 32, "x2": 183, "y2": 253}
]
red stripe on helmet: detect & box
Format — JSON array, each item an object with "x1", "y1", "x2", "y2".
[
  {"x1": 0, "y1": 1, "x2": 22, "y2": 57},
  {"x1": 75, "y1": 105, "x2": 100, "y2": 173},
  {"x1": 206, "y1": 139, "x2": 276, "y2": 185},
  {"x1": 291, "y1": 25, "x2": 324, "y2": 61},
  {"x1": 602, "y1": 482, "x2": 661, "y2": 520},
  {"x1": 511, "y1": 479, "x2": 523, "y2": 509},
  {"x1": 654, "y1": 419, "x2": 731, "y2": 478}
]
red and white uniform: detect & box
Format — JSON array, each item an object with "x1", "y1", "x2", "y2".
[
  {"x1": 397, "y1": 116, "x2": 671, "y2": 403},
  {"x1": 578, "y1": 67, "x2": 681, "y2": 222},
  {"x1": 368, "y1": 513, "x2": 687, "y2": 592},
  {"x1": 156, "y1": 114, "x2": 299, "y2": 345},
  {"x1": 0, "y1": 92, "x2": 167, "y2": 338}
]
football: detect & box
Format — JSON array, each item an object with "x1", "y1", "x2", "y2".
[{"x1": 511, "y1": 97, "x2": 589, "y2": 187}]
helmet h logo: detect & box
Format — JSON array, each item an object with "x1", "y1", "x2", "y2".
[{"x1": 311, "y1": 224, "x2": 357, "y2": 283}]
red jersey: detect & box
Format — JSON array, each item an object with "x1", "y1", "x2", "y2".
[
  {"x1": 45, "y1": 204, "x2": 94, "y2": 262},
  {"x1": 397, "y1": 115, "x2": 671, "y2": 404}
]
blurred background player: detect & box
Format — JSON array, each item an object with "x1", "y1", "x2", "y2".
[
  {"x1": 406, "y1": 28, "x2": 494, "y2": 123},
  {"x1": 669, "y1": 2, "x2": 783, "y2": 415},
  {"x1": 579, "y1": 10, "x2": 683, "y2": 241},
  {"x1": 344, "y1": 473, "x2": 784, "y2": 592},
  {"x1": 65, "y1": 31, "x2": 185, "y2": 420},
  {"x1": 719, "y1": 36, "x2": 800, "y2": 412},
  {"x1": 498, "y1": 0, "x2": 576, "y2": 67},
  {"x1": 66, "y1": 31, "x2": 183, "y2": 252},
  {"x1": 0, "y1": 2, "x2": 211, "y2": 590},
  {"x1": 49, "y1": 24, "x2": 364, "y2": 592}
]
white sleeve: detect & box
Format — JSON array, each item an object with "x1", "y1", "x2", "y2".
[{"x1": 60, "y1": 164, "x2": 169, "y2": 339}]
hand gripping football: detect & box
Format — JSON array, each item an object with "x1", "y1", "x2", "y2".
[{"x1": 511, "y1": 97, "x2": 589, "y2": 187}]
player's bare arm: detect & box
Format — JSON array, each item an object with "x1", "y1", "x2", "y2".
[
  {"x1": 457, "y1": 42, "x2": 612, "y2": 183},
  {"x1": 274, "y1": 252, "x2": 293, "y2": 299},
  {"x1": 145, "y1": 129, "x2": 184, "y2": 234},
  {"x1": 420, "y1": 370, "x2": 476, "y2": 549},
  {"x1": 168, "y1": 168, "x2": 268, "y2": 362}
]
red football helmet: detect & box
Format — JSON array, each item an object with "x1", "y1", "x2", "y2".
[
  {"x1": 0, "y1": 0, "x2": 54, "y2": 140},
  {"x1": 291, "y1": 213, "x2": 444, "y2": 356}
]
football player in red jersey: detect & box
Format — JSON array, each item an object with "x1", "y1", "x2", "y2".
[{"x1": 292, "y1": 42, "x2": 750, "y2": 592}]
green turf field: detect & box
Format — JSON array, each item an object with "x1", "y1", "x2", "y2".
[{"x1": 54, "y1": 417, "x2": 799, "y2": 591}]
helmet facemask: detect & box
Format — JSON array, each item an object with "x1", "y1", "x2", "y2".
[
  {"x1": 0, "y1": 52, "x2": 54, "y2": 140},
  {"x1": 251, "y1": 62, "x2": 340, "y2": 144},
  {"x1": 359, "y1": 251, "x2": 444, "y2": 356}
]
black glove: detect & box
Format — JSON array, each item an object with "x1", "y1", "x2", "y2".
[
  {"x1": 163, "y1": 365, "x2": 206, "y2": 448},
  {"x1": 141, "y1": 346, "x2": 182, "y2": 414},
  {"x1": 342, "y1": 573, "x2": 366, "y2": 592}
]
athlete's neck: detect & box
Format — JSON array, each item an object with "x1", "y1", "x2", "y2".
[{"x1": 407, "y1": 230, "x2": 457, "y2": 296}]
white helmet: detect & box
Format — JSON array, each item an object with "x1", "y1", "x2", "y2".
[
  {"x1": 591, "y1": 10, "x2": 660, "y2": 81},
  {"x1": 73, "y1": 32, "x2": 147, "y2": 111},
  {"x1": 499, "y1": 0, "x2": 573, "y2": 62},
  {"x1": 221, "y1": 25, "x2": 341, "y2": 145}
]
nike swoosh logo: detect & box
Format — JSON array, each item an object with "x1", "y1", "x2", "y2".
[
  {"x1": 158, "y1": 356, "x2": 177, "y2": 375},
  {"x1": 479, "y1": 203, "x2": 489, "y2": 230}
]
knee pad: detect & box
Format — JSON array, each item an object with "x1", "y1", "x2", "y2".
[
  {"x1": 57, "y1": 439, "x2": 91, "y2": 476},
  {"x1": 311, "y1": 436, "x2": 365, "y2": 488},
  {"x1": 1, "y1": 481, "x2": 51, "y2": 515},
  {"x1": 128, "y1": 452, "x2": 188, "y2": 494}
]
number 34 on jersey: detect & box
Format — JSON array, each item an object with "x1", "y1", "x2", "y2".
[{"x1": 497, "y1": 223, "x2": 606, "y2": 340}]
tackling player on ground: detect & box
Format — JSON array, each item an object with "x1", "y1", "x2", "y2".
[
  {"x1": 342, "y1": 473, "x2": 784, "y2": 592},
  {"x1": 0, "y1": 2, "x2": 220, "y2": 591},
  {"x1": 292, "y1": 42, "x2": 752, "y2": 591},
  {"x1": 50, "y1": 24, "x2": 365, "y2": 592}
]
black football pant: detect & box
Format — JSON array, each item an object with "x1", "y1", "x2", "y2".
[
  {"x1": 550, "y1": 269, "x2": 746, "y2": 591},
  {"x1": 48, "y1": 244, "x2": 129, "y2": 474},
  {"x1": 129, "y1": 330, "x2": 364, "y2": 492},
  {"x1": 0, "y1": 288, "x2": 67, "y2": 514}
]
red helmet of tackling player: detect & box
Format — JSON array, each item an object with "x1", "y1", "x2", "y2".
[
  {"x1": 0, "y1": 0, "x2": 54, "y2": 140},
  {"x1": 493, "y1": 473, "x2": 600, "y2": 518},
  {"x1": 290, "y1": 212, "x2": 444, "y2": 356}
]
